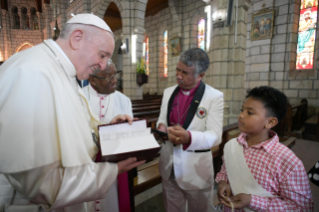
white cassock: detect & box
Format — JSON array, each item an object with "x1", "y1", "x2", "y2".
[
  {"x1": 0, "y1": 39, "x2": 118, "y2": 212},
  {"x1": 81, "y1": 84, "x2": 133, "y2": 212}
]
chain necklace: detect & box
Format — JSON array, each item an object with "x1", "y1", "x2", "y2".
[{"x1": 175, "y1": 92, "x2": 190, "y2": 126}]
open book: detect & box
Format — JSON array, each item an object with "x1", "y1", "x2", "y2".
[{"x1": 98, "y1": 119, "x2": 161, "y2": 162}]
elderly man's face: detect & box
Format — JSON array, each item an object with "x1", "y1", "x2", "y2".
[
  {"x1": 76, "y1": 30, "x2": 115, "y2": 80},
  {"x1": 89, "y1": 64, "x2": 117, "y2": 95},
  {"x1": 175, "y1": 61, "x2": 204, "y2": 90}
]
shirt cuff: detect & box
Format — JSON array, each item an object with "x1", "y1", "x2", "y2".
[
  {"x1": 215, "y1": 174, "x2": 228, "y2": 183},
  {"x1": 182, "y1": 131, "x2": 192, "y2": 150},
  {"x1": 249, "y1": 195, "x2": 267, "y2": 211}
]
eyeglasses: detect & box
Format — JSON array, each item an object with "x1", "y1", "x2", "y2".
[{"x1": 90, "y1": 73, "x2": 120, "y2": 82}]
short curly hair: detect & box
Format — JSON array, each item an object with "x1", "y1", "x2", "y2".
[
  {"x1": 246, "y1": 86, "x2": 288, "y2": 122},
  {"x1": 179, "y1": 48, "x2": 210, "y2": 76}
]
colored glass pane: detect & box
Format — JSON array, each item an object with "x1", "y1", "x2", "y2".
[
  {"x1": 146, "y1": 37, "x2": 149, "y2": 75},
  {"x1": 198, "y1": 18, "x2": 206, "y2": 50},
  {"x1": 296, "y1": 3, "x2": 317, "y2": 70},
  {"x1": 164, "y1": 31, "x2": 168, "y2": 77}
]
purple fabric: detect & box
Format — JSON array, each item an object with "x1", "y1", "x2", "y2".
[
  {"x1": 169, "y1": 81, "x2": 201, "y2": 149},
  {"x1": 169, "y1": 81, "x2": 200, "y2": 126}
]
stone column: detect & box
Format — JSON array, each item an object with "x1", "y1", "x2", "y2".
[
  {"x1": 121, "y1": 0, "x2": 147, "y2": 100},
  {"x1": 27, "y1": 8, "x2": 31, "y2": 29},
  {"x1": 36, "y1": 12, "x2": 41, "y2": 30},
  {"x1": 43, "y1": 4, "x2": 52, "y2": 40},
  {"x1": 18, "y1": 11, "x2": 22, "y2": 29},
  {"x1": 1, "y1": 9, "x2": 12, "y2": 60},
  {"x1": 209, "y1": 0, "x2": 251, "y2": 125}
]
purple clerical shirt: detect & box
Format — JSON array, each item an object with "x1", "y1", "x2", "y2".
[{"x1": 169, "y1": 81, "x2": 201, "y2": 149}]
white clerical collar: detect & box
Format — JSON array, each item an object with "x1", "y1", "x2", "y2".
[
  {"x1": 181, "y1": 90, "x2": 190, "y2": 96},
  {"x1": 47, "y1": 39, "x2": 74, "y2": 69}
]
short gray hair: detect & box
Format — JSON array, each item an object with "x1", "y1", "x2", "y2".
[
  {"x1": 92, "y1": 59, "x2": 116, "y2": 75},
  {"x1": 179, "y1": 48, "x2": 210, "y2": 76}
]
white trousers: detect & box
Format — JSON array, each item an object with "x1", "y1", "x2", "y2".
[{"x1": 162, "y1": 174, "x2": 213, "y2": 212}]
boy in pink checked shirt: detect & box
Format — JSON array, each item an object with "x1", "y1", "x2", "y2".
[{"x1": 215, "y1": 86, "x2": 314, "y2": 212}]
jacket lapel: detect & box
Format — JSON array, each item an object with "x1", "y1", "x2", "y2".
[
  {"x1": 183, "y1": 81, "x2": 205, "y2": 130},
  {"x1": 166, "y1": 86, "x2": 180, "y2": 126}
]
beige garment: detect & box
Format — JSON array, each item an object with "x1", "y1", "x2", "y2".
[
  {"x1": 162, "y1": 174, "x2": 213, "y2": 212},
  {"x1": 224, "y1": 138, "x2": 274, "y2": 212},
  {"x1": 0, "y1": 40, "x2": 118, "y2": 211},
  {"x1": 0, "y1": 40, "x2": 98, "y2": 173}
]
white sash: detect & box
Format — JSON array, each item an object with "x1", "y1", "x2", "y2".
[{"x1": 224, "y1": 138, "x2": 274, "y2": 212}]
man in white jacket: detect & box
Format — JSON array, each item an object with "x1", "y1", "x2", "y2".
[
  {"x1": 0, "y1": 13, "x2": 144, "y2": 212},
  {"x1": 81, "y1": 59, "x2": 133, "y2": 212},
  {"x1": 157, "y1": 48, "x2": 224, "y2": 212}
]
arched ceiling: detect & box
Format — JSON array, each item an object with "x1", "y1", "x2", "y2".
[{"x1": 103, "y1": 0, "x2": 169, "y2": 32}]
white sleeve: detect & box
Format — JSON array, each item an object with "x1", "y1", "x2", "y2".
[
  {"x1": 5, "y1": 161, "x2": 118, "y2": 210},
  {"x1": 187, "y1": 93, "x2": 224, "y2": 150},
  {"x1": 156, "y1": 89, "x2": 169, "y2": 127}
]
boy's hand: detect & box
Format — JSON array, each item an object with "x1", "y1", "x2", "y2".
[
  {"x1": 222, "y1": 193, "x2": 251, "y2": 209},
  {"x1": 217, "y1": 180, "x2": 231, "y2": 202}
]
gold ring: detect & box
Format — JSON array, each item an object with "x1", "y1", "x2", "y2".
[{"x1": 176, "y1": 137, "x2": 180, "y2": 142}]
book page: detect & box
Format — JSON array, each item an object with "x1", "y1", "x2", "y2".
[
  {"x1": 100, "y1": 134, "x2": 159, "y2": 155},
  {"x1": 99, "y1": 120, "x2": 160, "y2": 156}
]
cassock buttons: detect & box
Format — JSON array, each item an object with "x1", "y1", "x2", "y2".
[
  {"x1": 101, "y1": 115, "x2": 104, "y2": 118},
  {"x1": 102, "y1": 105, "x2": 105, "y2": 108},
  {"x1": 101, "y1": 97, "x2": 104, "y2": 100},
  {"x1": 96, "y1": 201, "x2": 100, "y2": 204}
]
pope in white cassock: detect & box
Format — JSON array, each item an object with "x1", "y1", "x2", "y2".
[
  {"x1": 80, "y1": 59, "x2": 133, "y2": 212},
  {"x1": 0, "y1": 13, "x2": 144, "y2": 212}
]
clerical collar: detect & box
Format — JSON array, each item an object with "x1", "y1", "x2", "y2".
[
  {"x1": 181, "y1": 90, "x2": 190, "y2": 96},
  {"x1": 180, "y1": 81, "x2": 201, "y2": 96},
  {"x1": 47, "y1": 39, "x2": 74, "y2": 69}
]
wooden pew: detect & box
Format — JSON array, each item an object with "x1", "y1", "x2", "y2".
[
  {"x1": 272, "y1": 99, "x2": 308, "y2": 138},
  {"x1": 132, "y1": 102, "x2": 161, "y2": 107},
  {"x1": 302, "y1": 114, "x2": 319, "y2": 141},
  {"x1": 133, "y1": 105, "x2": 161, "y2": 113}
]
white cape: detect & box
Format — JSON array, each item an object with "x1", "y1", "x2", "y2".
[{"x1": 0, "y1": 40, "x2": 98, "y2": 173}]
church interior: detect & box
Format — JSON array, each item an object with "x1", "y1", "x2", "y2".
[{"x1": 0, "y1": 0, "x2": 318, "y2": 211}]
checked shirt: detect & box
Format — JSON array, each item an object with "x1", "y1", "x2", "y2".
[{"x1": 215, "y1": 131, "x2": 314, "y2": 212}]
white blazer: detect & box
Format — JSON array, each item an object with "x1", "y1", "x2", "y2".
[{"x1": 157, "y1": 82, "x2": 224, "y2": 190}]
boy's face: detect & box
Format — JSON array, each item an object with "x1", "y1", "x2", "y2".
[{"x1": 238, "y1": 97, "x2": 276, "y2": 135}]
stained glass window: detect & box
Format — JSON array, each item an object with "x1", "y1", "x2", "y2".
[
  {"x1": 31, "y1": 8, "x2": 39, "y2": 30},
  {"x1": 145, "y1": 37, "x2": 149, "y2": 75},
  {"x1": 198, "y1": 18, "x2": 206, "y2": 50},
  {"x1": 296, "y1": 0, "x2": 318, "y2": 70},
  {"x1": 164, "y1": 31, "x2": 168, "y2": 77},
  {"x1": 12, "y1": 7, "x2": 20, "y2": 29}
]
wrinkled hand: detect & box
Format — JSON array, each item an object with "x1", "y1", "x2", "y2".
[
  {"x1": 221, "y1": 193, "x2": 251, "y2": 210},
  {"x1": 167, "y1": 125, "x2": 190, "y2": 145},
  {"x1": 110, "y1": 114, "x2": 137, "y2": 125},
  {"x1": 117, "y1": 157, "x2": 145, "y2": 175}
]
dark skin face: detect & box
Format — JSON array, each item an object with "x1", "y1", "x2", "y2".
[
  {"x1": 238, "y1": 97, "x2": 278, "y2": 147},
  {"x1": 175, "y1": 61, "x2": 205, "y2": 90},
  {"x1": 89, "y1": 64, "x2": 117, "y2": 95}
]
